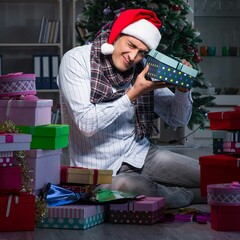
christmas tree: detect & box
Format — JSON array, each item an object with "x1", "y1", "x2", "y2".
[{"x1": 78, "y1": 0, "x2": 215, "y2": 130}]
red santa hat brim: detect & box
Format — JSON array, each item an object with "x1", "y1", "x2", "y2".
[{"x1": 101, "y1": 9, "x2": 162, "y2": 55}]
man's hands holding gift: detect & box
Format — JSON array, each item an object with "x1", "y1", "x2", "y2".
[{"x1": 127, "y1": 59, "x2": 192, "y2": 102}]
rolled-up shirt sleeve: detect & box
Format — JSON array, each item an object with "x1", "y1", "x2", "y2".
[
  {"x1": 58, "y1": 46, "x2": 133, "y2": 137},
  {"x1": 154, "y1": 87, "x2": 193, "y2": 127}
]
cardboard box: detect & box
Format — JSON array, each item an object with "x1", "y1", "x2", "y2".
[
  {"x1": 21, "y1": 149, "x2": 62, "y2": 190},
  {"x1": 199, "y1": 154, "x2": 240, "y2": 196},
  {"x1": 207, "y1": 182, "x2": 240, "y2": 231},
  {"x1": 0, "y1": 193, "x2": 35, "y2": 232},
  {"x1": 0, "y1": 166, "x2": 22, "y2": 193},
  {"x1": 145, "y1": 49, "x2": 198, "y2": 89},
  {"x1": 17, "y1": 124, "x2": 69, "y2": 150},
  {"x1": 0, "y1": 99, "x2": 53, "y2": 126},
  {"x1": 0, "y1": 151, "x2": 13, "y2": 167},
  {"x1": 108, "y1": 197, "x2": 165, "y2": 224},
  {"x1": 0, "y1": 133, "x2": 32, "y2": 151},
  {"x1": 37, "y1": 204, "x2": 105, "y2": 230},
  {"x1": 60, "y1": 166, "x2": 113, "y2": 185},
  {"x1": 208, "y1": 111, "x2": 240, "y2": 130}
]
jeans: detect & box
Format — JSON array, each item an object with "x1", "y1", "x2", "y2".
[{"x1": 98, "y1": 144, "x2": 206, "y2": 209}]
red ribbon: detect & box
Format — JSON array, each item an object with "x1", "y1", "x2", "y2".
[{"x1": 0, "y1": 134, "x2": 14, "y2": 143}]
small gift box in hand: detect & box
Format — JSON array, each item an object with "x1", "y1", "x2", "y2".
[{"x1": 145, "y1": 50, "x2": 198, "y2": 89}]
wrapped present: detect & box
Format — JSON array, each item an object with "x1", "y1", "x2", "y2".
[
  {"x1": 0, "y1": 133, "x2": 32, "y2": 151},
  {"x1": 0, "y1": 151, "x2": 13, "y2": 167},
  {"x1": 17, "y1": 124, "x2": 69, "y2": 150},
  {"x1": 108, "y1": 197, "x2": 165, "y2": 224},
  {"x1": 0, "y1": 99, "x2": 53, "y2": 126},
  {"x1": 37, "y1": 204, "x2": 105, "y2": 230},
  {"x1": 208, "y1": 109, "x2": 240, "y2": 130},
  {"x1": 0, "y1": 166, "x2": 22, "y2": 193},
  {"x1": 60, "y1": 165, "x2": 113, "y2": 185},
  {"x1": 0, "y1": 73, "x2": 36, "y2": 97},
  {"x1": 145, "y1": 49, "x2": 198, "y2": 89},
  {"x1": 207, "y1": 182, "x2": 240, "y2": 231},
  {"x1": 15, "y1": 149, "x2": 62, "y2": 191},
  {"x1": 199, "y1": 154, "x2": 240, "y2": 196},
  {"x1": 59, "y1": 184, "x2": 94, "y2": 194},
  {"x1": 223, "y1": 141, "x2": 240, "y2": 153},
  {"x1": 0, "y1": 192, "x2": 35, "y2": 232}
]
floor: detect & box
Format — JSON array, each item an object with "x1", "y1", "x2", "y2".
[{"x1": 1, "y1": 145, "x2": 240, "y2": 240}]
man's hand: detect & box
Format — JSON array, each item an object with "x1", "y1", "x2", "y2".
[{"x1": 126, "y1": 64, "x2": 173, "y2": 102}]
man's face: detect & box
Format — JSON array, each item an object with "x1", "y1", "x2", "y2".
[{"x1": 111, "y1": 35, "x2": 149, "y2": 72}]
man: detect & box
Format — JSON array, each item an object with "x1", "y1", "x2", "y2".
[{"x1": 58, "y1": 9, "x2": 204, "y2": 208}]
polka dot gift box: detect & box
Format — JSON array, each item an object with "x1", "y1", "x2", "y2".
[
  {"x1": 145, "y1": 50, "x2": 198, "y2": 89},
  {"x1": 0, "y1": 151, "x2": 13, "y2": 167}
]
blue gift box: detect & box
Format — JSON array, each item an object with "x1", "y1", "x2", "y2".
[{"x1": 145, "y1": 50, "x2": 198, "y2": 89}]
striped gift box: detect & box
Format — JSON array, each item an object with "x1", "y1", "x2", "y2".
[{"x1": 37, "y1": 204, "x2": 106, "y2": 230}]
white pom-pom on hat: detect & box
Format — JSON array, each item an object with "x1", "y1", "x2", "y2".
[
  {"x1": 101, "y1": 43, "x2": 115, "y2": 55},
  {"x1": 101, "y1": 8, "x2": 162, "y2": 55}
]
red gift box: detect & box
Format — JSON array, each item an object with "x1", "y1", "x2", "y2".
[
  {"x1": 0, "y1": 166, "x2": 22, "y2": 193},
  {"x1": 207, "y1": 182, "x2": 240, "y2": 231},
  {"x1": 199, "y1": 154, "x2": 240, "y2": 196},
  {"x1": 108, "y1": 197, "x2": 165, "y2": 224},
  {"x1": 0, "y1": 192, "x2": 35, "y2": 232},
  {"x1": 208, "y1": 110, "x2": 240, "y2": 130}
]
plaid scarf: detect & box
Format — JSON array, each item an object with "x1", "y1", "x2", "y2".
[{"x1": 90, "y1": 30, "x2": 156, "y2": 139}]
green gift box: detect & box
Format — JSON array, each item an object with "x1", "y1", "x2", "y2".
[
  {"x1": 145, "y1": 49, "x2": 198, "y2": 89},
  {"x1": 17, "y1": 124, "x2": 69, "y2": 150}
]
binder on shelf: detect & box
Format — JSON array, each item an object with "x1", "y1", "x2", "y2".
[
  {"x1": 48, "y1": 21, "x2": 56, "y2": 43},
  {"x1": 44, "y1": 20, "x2": 52, "y2": 43},
  {"x1": 33, "y1": 55, "x2": 42, "y2": 89},
  {"x1": 50, "y1": 55, "x2": 60, "y2": 89},
  {"x1": 38, "y1": 16, "x2": 48, "y2": 43},
  {"x1": 53, "y1": 20, "x2": 60, "y2": 43},
  {"x1": 42, "y1": 56, "x2": 51, "y2": 89}
]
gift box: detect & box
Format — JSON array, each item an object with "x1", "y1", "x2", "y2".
[
  {"x1": 0, "y1": 99, "x2": 53, "y2": 126},
  {"x1": 17, "y1": 149, "x2": 62, "y2": 191},
  {"x1": 108, "y1": 197, "x2": 165, "y2": 224},
  {"x1": 60, "y1": 166, "x2": 113, "y2": 185},
  {"x1": 207, "y1": 182, "x2": 240, "y2": 231},
  {"x1": 208, "y1": 110, "x2": 240, "y2": 130},
  {"x1": 0, "y1": 73, "x2": 36, "y2": 97},
  {"x1": 199, "y1": 154, "x2": 240, "y2": 196},
  {"x1": 0, "y1": 151, "x2": 13, "y2": 167},
  {"x1": 0, "y1": 192, "x2": 35, "y2": 232},
  {"x1": 59, "y1": 184, "x2": 93, "y2": 194},
  {"x1": 37, "y1": 204, "x2": 105, "y2": 230},
  {"x1": 223, "y1": 141, "x2": 240, "y2": 153},
  {"x1": 17, "y1": 124, "x2": 69, "y2": 150},
  {"x1": 0, "y1": 166, "x2": 22, "y2": 193},
  {"x1": 145, "y1": 49, "x2": 198, "y2": 89},
  {"x1": 0, "y1": 133, "x2": 32, "y2": 151}
]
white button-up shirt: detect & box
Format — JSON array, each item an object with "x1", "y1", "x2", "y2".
[{"x1": 57, "y1": 45, "x2": 193, "y2": 175}]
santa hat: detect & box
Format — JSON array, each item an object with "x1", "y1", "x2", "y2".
[{"x1": 101, "y1": 9, "x2": 162, "y2": 55}]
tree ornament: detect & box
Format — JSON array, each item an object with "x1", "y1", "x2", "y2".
[
  {"x1": 194, "y1": 52, "x2": 202, "y2": 63},
  {"x1": 103, "y1": 6, "x2": 112, "y2": 15}
]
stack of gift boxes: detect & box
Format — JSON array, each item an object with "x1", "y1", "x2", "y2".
[
  {"x1": 199, "y1": 107, "x2": 240, "y2": 231},
  {"x1": 0, "y1": 73, "x2": 167, "y2": 231},
  {"x1": 0, "y1": 125, "x2": 35, "y2": 232},
  {"x1": 0, "y1": 72, "x2": 69, "y2": 231}
]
